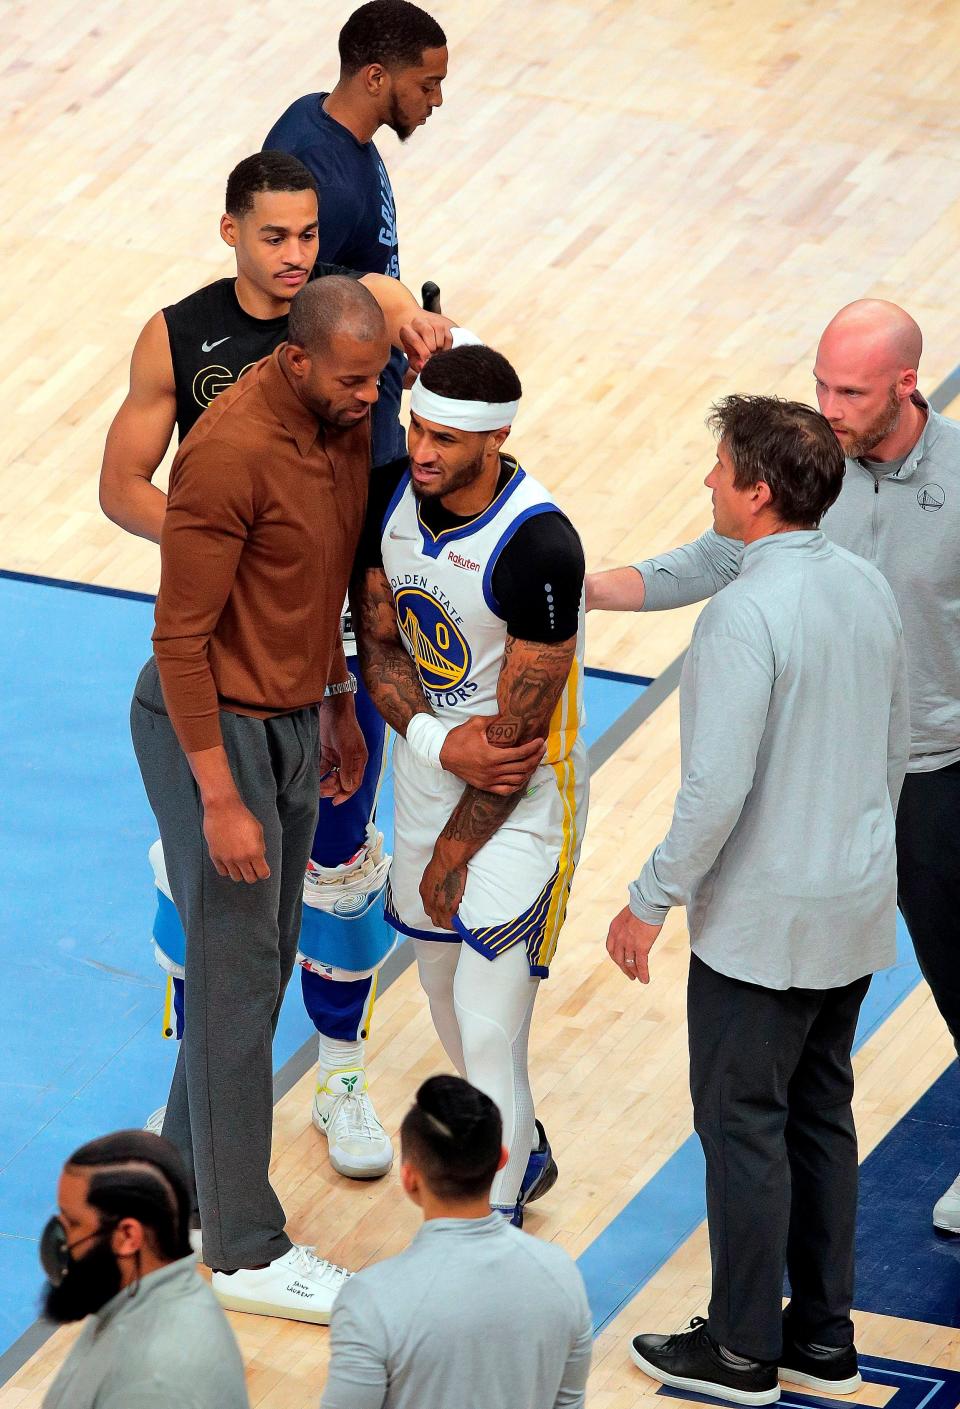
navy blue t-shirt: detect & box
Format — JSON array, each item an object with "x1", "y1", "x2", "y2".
[{"x1": 265, "y1": 92, "x2": 407, "y2": 466}]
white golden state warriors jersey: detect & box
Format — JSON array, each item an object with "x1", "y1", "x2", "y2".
[
  {"x1": 381, "y1": 458, "x2": 585, "y2": 745},
  {"x1": 381, "y1": 459, "x2": 589, "y2": 976}
]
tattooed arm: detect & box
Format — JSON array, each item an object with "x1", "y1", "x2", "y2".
[
  {"x1": 351, "y1": 569, "x2": 548, "y2": 790},
  {"x1": 352, "y1": 566, "x2": 432, "y2": 735},
  {"x1": 420, "y1": 633, "x2": 577, "y2": 927}
]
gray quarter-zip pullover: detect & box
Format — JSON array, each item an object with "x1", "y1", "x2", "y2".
[
  {"x1": 42, "y1": 1255, "x2": 249, "y2": 1409},
  {"x1": 633, "y1": 397, "x2": 960, "y2": 773},
  {"x1": 322, "y1": 1213, "x2": 592, "y2": 1409},
  {"x1": 629, "y1": 532, "x2": 909, "y2": 990}
]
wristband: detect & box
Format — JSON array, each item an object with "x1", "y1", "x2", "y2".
[{"x1": 405, "y1": 712, "x2": 448, "y2": 770}]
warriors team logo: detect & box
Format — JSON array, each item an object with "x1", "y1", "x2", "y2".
[
  {"x1": 395, "y1": 588, "x2": 472, "y2": 692},
  {"x1": 917, "y1": 482, "x2": 945, "y2": 512}
]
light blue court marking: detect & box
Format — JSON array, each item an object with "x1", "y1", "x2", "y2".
[
  {"x1": 0, "y1": 572, "x2": 649, "y2": 1355},
  {"x1": 580, "y1": 916, "x2": 923, "y2": 1335}
]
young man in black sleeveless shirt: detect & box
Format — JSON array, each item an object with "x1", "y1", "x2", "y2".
[
  {"x1": 100, "y1": 151, "x2": 456, "y2": 1183},
  {"x1": 100, "y1": 151, "x2": 449, "y2": 536}
]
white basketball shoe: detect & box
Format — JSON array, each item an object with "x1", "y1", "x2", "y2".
[
  {"x1": 933, "y1": 1171, "x2": 960, "y2": 1232},
  {"x1": 312, "y1": 1068, "x2": 394, "y2": 1179},
  {"x1": 213, "y1": 1245, "x2": 350, "y2": 1323}
]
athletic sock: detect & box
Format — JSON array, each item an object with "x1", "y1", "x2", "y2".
[{"x1": 317, "y1": 1034, "x2": 365, "y2": 1084}]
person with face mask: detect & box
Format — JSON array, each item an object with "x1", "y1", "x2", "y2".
[{"x1": 40, "y1": 1129, "x2": 248, "y2": 1409}]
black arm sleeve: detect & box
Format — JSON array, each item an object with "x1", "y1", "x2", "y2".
[
  {"x1": 490, "y1": 512, "x2": 585, "y2": 642},
  {"x1": 352, "y1": 457, "x2": 409, "y2": 579}
]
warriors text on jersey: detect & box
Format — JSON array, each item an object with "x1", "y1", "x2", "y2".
[{"x1": 379, "y1": 458, "x2": 590, "y2": 976}]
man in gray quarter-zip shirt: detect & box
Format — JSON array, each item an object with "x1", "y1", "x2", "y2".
[
  {"x1": 322, "y1": 1075, "x2": 592, "y2": 1409},
  {"x1": 589, "y1": 299, "x2": 960, "y2": 1235},
  {"x1": 600, "y1": 395, "x2": 908, "y2": 1406},
  {"x1": 40, "y1": 1129, "x2": 248, "y2": 1409}
]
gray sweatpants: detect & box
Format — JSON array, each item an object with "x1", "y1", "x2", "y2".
[{"x1": 130, "y1": 658, "x2": 320, "y2": 1271}]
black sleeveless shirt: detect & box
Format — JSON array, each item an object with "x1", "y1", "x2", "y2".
[{"x1": 163, "y1": 265, "x2": 352, "y2": 441}]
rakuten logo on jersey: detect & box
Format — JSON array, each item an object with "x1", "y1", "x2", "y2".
[{"x1": 448, "y1": 551, "x2": 481, "y2": 573}]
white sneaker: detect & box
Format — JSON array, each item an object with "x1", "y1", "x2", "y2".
[
  {"x1": 312, "y1": 1068, "x2": 394, "y2": 1179},
  {"x1": 144, "y1": 1106, "x2": 166, "y2": 1136},
  {"x1": 933, "y1": 1171, "x2": 960, "y2": 1232},
  {"x1": 212, "y1": 1245, "x2": 350, "y2": 1324}
]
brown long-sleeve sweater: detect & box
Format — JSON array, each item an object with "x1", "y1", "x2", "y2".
[{"x1": 152, "y1": 345, "x2": 370, "y2": 753}]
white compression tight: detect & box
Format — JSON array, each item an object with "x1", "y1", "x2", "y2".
[{"x1": 414, "y1": 940, "x2": 539, "y2": 1209}]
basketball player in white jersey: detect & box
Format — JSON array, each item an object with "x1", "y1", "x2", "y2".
[{"x1": 352, "y1": 342, "x2": 589, "y2": 1222}]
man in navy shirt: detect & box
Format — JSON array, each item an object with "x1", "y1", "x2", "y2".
[
  {"x1": 264, "y1": 0, "x2": 447, "y2": 466},
  {"x1": 263, "y1": 0, "x2": 448, "y2": 1181}
]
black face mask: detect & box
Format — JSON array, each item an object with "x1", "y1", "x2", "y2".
[{"x1": 39, "y1": 1216, "x2": 124, "y2": 1324}]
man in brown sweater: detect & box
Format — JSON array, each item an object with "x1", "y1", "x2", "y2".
[{"x1": 130, "y1": 275, "x2": 388, "y2": 1324}]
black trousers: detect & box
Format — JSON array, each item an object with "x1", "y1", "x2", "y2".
[
  {"x1": 688, "y1": 954, "x2": 871, "y2": 1363},
  {"x1": 896, "y1": 760, "x2": 960, "y2": 1058}
]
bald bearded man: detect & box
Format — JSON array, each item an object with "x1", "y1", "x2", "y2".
[{"x1": 588, "y1": 299, "x2": 960, "y2": 1236}]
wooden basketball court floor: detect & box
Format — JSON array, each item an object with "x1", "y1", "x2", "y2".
[{"x1": 3, "y1": 0, "x2": 960, "y2": 1402}]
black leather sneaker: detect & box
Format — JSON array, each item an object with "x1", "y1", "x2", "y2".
[
  {"x1": 778, "y1": 1333, "x2": 861, "y2": 1394},
  {"x1": 631, "y1": 1317, "x2": 780, "y2": 1405}
]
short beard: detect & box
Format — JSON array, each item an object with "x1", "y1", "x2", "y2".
[
  {"x1": 412, "y1": 452, "x2": 484, "y2": 502},
  {"x1": 844, "y1": 385, "x2": 901, "y2": 459},
  {"x1": 386, "y1": 92, "x2": 415, "y2": 142}
]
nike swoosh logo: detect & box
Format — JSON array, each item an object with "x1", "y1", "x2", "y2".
[
  {"x1": 201, "y1": 337, "x2": 230, "y2": 352},
  {"x1": 389, "y1": 527, "x2": 417, "y2": 540}
]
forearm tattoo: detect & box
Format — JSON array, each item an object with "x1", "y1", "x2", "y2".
[
  {"x1": 439, "y1": 633, "x2": 576, "y2": 859},
  {"x1": 353, "y1": 569, "x2": 430, "y2": 734}
]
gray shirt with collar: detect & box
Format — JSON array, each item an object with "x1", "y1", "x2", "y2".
[
  {"x1": 43, "y1": 1255, "x2": 249, "y2": 1409},
  {"x1": 321, "y1": 1213, "x2": 593, "y2": 1409},
  {"x1": 634, "y1": 397, "x2": 960, "y2": 773},
  {"x1": 629, "y1": 532, "x2": 909, "y2": 990}
]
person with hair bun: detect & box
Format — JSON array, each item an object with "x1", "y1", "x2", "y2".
[
  {"x1": 322, "y1": 1076, "x2": 592, "y2": 1409},
  {"x1": 40, "y1": 1130, "x2": 248, "y2": 1409}
]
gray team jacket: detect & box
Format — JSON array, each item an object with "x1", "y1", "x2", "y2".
[{"x1": 634, "y1": 397, "x2": 960, "y2": 773}]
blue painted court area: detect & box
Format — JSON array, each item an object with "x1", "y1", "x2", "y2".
[
  {"x1": 856, "y1": 1063, "x2": 960, "y2": 1328},
  {"x1": 0, "y1": 572, "x2": 649, "y2": 1354}
]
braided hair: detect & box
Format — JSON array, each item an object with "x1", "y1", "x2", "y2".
[{"x1": 66, "y1": 1130, "x2": 193, "y2": 1260}]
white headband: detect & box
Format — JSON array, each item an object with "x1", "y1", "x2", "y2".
[{"x1": 409, "y1": 326, "x2": 520, "y2": 432}]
